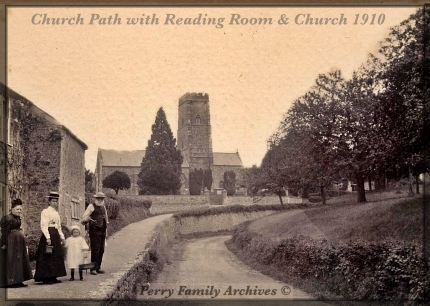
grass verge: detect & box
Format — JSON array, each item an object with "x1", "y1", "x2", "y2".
[{"x1": 227, "y1": 192, "x2": 429, "y2": 303}]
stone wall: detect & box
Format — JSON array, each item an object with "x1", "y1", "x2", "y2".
[
  {"x1": 124, "y1": 194, "x2": 209, "y2": 215},
  {"x1": 8, "y1": 98, "x2": 87, "y2": 258},
  {"x1": 122, "y1": 194, "x2": 303, "y2": 214},
  {"x1": 24, "y1": 121, "x2": 63, "y2": 241},
  {"x1": 226, "y1": 195, "x2": 303, "y2": 206},
  {"x1": 102, "y1": 209, "x2": 277, "y2": 303},
  {"x1": 59, "y1": 128, "x2": 86, "y2": 230}
]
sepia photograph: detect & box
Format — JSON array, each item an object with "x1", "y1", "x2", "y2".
[{"x1": 0, "y1": 3, "x2": 429, "y2": 305}]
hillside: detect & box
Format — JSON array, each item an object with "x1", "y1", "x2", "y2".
[{"x1": 247, "y1": 190, "x2": 423, "y2": 246}]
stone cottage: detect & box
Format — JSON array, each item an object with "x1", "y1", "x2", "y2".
[{"x1": 0, "y1": 83, "x2": 87, "y2": 239}]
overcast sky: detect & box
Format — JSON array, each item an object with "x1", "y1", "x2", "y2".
[{"x1": 7, "y1": 6, "x2": 418, "y2": 171}]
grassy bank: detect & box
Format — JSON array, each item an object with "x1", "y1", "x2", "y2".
[
  {"x1": 227, "y1": 192, "x2": 428, "y2": 302},
  {"x1": 248, "y1": 195, "x2": 423, "y2": 246},
  {"x1": 104, "y1": 195, "x2": 151, "y2": 236}
]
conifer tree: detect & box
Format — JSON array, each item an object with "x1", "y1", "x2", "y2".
[{"x1": 137, "y1": 107, "x2": 183, "y2": 195}]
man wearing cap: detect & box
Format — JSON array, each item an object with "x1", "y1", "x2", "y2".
[{"x1": 81, "y1": 192, "x2": 109, "y2": 275}]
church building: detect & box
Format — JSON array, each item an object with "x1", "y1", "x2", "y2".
[
  {"x1": 177, "y1": 92, "x2": 243, "y2": 191},
  {"x1": 95, "y1": 92, "x2": 243, "y2": 195}
]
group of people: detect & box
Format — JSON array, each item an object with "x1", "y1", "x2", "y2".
[{"x1": 0, "y1": 191, "x2": 109, "y2": 288}]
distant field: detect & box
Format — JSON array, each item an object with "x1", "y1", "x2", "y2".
[{"x1": 247, "y1": 190, "x2": 423, "y2": 246}]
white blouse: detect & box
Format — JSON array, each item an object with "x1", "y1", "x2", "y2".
[{"x1": 40, "y1": 206, "x2": 65, "y2": 240}]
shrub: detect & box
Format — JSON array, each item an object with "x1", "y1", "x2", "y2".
[
  {"x1": 142, "y1": 200, "x2": 152, "y2": 210},
  {"x1": 231, "y1": 227, "x2": 430, "y2": 301},
  {"x1": 224, "y1": 171, "x2": 236, "y2": 196},
  {"x1": 106, "y1": 195, "x2": 151, "y2": 236},
  {"x1": 105, "y1": 197, "x2": 120, "y2": 220},
  {"x1": 309, "y1": 195, "x2": 322, "y2": 203}
]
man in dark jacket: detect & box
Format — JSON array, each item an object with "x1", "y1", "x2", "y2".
[{"x1": 81, "y1": 192, "x2": 109, "y2": 275}]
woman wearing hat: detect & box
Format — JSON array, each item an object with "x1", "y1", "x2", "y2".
[
  {"x1": 33, "y1": 192, "x2": 67, "y2": 285},
  {"x1": 0, "y1": 199, "x2": 33, "y2": 288},
  {"x1": 81, "y1": 192, "x2": 109, "y2": 275}
]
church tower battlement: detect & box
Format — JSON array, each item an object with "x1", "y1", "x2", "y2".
[{"x1": 177, "y1": 92, "x2": 213, "y2": 171}]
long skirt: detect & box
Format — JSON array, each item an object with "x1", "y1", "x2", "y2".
[
  {"x1": 0, "y1": 230, "x2": 32, "y2": 286},
  {"x1": 34, "y1": 228, "x2": 66, "y2": 282}
]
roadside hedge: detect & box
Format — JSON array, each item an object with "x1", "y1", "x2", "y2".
[
  {"x1": 172, "y1": 203, "x2": 314, "y2": 220},
  {"x1": 231, "y1": 225, "x2": 430, "y2": 301}
]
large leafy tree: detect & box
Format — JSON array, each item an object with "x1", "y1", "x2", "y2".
[
  {"x1": 375, "y1": 8, "x2": 430, "y2": 193},
  {"x1": 137, "y1": 107, "x2": 183, "y2": 195},
  {"x1": 283, "y1": 71, "x2": 348, "y2": 203},
  {"x1": 102, "y1": 170, "x2": 131, "y2": 194},
  {"x1": 333, "y1": 63, "x2": 384, "y2": 203}
]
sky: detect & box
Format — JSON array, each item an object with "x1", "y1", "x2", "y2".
[{"x1": 6, "y1": 6, "x2": 418, "y2": 171}]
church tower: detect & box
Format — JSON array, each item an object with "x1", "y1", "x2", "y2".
[{"x1": 177, "y1": 93, "x2": 213, "y2": 171}]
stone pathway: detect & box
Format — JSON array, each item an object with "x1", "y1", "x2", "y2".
[{"x1": 3, "y1": 214, "x2": 172, "y2": 302}]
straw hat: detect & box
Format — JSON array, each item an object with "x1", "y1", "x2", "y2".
[{"x1": 93, "y1": 192, "x2": 106, "y2": 199}]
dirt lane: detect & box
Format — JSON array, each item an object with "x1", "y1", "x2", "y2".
[{"x1": 138, "y1": 235, "x2": 330, "y2": 304}]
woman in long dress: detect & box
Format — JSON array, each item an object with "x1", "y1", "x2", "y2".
[
  {"x1": 33, "y1": 191, "x2": 67, "y2": 285},
  {"x1": 0, "y1": 198, "x2": 33, "y2": 288}
]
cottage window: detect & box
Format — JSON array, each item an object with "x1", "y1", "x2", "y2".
[
  {"x1": 195, "y1": 115, "x2": 201, "y2": 125},
  {"x1": 71, "y1": 198, "x2": 80, "y2": 220}
]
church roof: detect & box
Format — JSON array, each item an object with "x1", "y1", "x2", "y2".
[
  {"x1": 99, "y1": 148, "x2": 190, "y2": 168},
  {"x1": 213, "y1": 152, "x2": 243, "y2": 167},
  {"x1": 99, "y1": 149, "x2": 146, "y2": 167}
]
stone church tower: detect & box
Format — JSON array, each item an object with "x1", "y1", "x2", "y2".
[{"x1": 177, "y1": 93, "x2": 213, "y2": 171}]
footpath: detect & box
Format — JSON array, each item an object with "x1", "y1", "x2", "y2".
[{"x1": 2, "y1": 214, "x2": 172, "y2": 303}]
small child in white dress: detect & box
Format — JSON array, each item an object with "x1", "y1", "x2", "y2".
[{"x1": 65, "y1": 225, "x2": 89, "y2": 281}]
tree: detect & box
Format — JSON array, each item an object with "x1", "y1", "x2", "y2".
[
  {"x1": 137, "y1": 107, "x2": 183, "y2": 195},
  {"x1": 102, "y1": 171, "x2": 131, "y2": 194},
  {"x1": 283, "y1": 71, "x2": 348, "y2": 203},
  {"x1": 189, "y1": 168, "x2": 204, "y2": 195},
  {"x1": 223, "y1": 171, "x2": 236, "y2": 196},
  {"x1": 375, "y1": 8, "x2": 430, "y2": 194},
  {"x1": 85, "y1": 169, "x2": 95, "y2": 193},
  {"x1": 203, "y1": 169, "x2": 213, "y2": 191}
]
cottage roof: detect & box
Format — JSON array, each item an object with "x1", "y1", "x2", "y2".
[
  {"x1": 0, "y1": 83, "x2": 88, "y2": 150},
  {"x1": 213, "y1": 152, "x2": 243, "y2": 167}
]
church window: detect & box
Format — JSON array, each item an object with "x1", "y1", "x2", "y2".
[{"x1": 195, "y1": 115, "x2": 201, "y2": 125}]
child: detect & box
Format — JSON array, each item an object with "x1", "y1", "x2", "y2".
[{"x1": 65, "y1": 225, "x2": 89, "y2": 281}]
